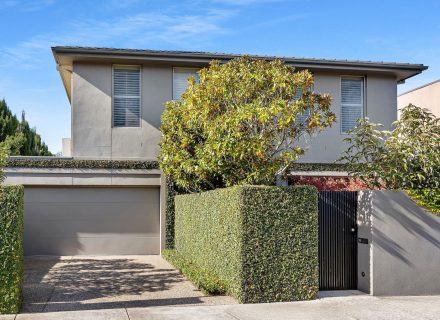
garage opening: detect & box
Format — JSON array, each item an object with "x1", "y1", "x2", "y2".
[{"x1": 24, "y1": 187, "x2": 160, "y2": 255}]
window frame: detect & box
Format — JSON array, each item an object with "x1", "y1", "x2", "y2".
[
  {"x1": 112, "y1": 64, "x2": 142, "y2": 128},
  {"x1": 172, "y1": 67, "x2": 200, "y2": 101},
  {"x1": 340, "y1": 76, "x2": 365, "y2": 134},
  {"x1": 294, "y1": 84, "x2": 314, "y2": 126}
]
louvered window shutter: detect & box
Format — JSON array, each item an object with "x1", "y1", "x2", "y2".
[
  {"x1": 294, "y1": 88, "x2": 311, "y2": 125},
  {"x1": 113, "y1": 66, "x2": 141, "y2": 127},
  {"x1": 173, "y1": 68, "x2": 200, "y2": 100},
  {"x1": 341, "y1": 77, "x2": 364, "y2": 133}
]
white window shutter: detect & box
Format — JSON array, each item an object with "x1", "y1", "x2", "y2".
[
  {"x1": 294, "y1": 88, "x2": 311, "y2": 125},
  {"x1": 341, "y1": 78, "x2": 364, "y2": 133},
  {"x1": 113, "y1": 66, "x2": 141, "y2": 127},
  {"x1": 173, "y1": 68, "x2": 200, "y2": 100}
]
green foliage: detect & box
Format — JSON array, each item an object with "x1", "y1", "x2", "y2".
[
  {"x1": 160, "y1": 57, "x2": 335, "y2": 191},
  {"x1": 0, "y1": 145, "x2": 7, "y2": 184},
  {"x1": 165, "y1": 180, "x2": 188, "y2": 249},
  {"x1": 0, "y1": 185, "x2": 24, "y2": 314},
  {"x1": 406, "y1": 189, "x2": 440, "y2": 215},
  {"x1": 174, "y1": 185, "x2": 319, "y2": 303},
  {"x1": 0, "y1": 133, "x2": 26, "y2": 156},
  {"x1": 0, "y1": 99, "x2": 51, "y2": 156},
  {"x1": 6, "y1": 158, "x2": 159, "y2": 170},
  {"x1": 162, "y1": 249, "x2": 227, "y2": 294},
  {"x1": 165, "y1": 181, "x2": 177, "y2": 249},
  {"x1": 289, "y1": 162, "x2": 354, "y2": 172},
  {"x1": 340, "y1": 104, "x2": 440, "y2": 190}
]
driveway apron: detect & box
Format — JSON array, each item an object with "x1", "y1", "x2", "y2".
[{"x1": 22, "y1": 255, "x2": 236, "y2": 313}]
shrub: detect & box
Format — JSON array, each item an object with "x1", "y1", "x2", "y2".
[
  {"x1": 165, "y1": 180, "x2": 188, "y2": 249},
  {"x1": 289, "y1": 176, "x2": 368, "y2": 191},
  {"x1": 174, "y1": 185, "x2": 318, "y2": 303},
  {"x1": 160, "y1": 57, "x2": 334, "y2": 191},
  {"x1": 0, "y1": 185, "x2": 24, "y2": 314},
  {"x1": 162, "y1": 249, "x2": 227, "y2": 294},
  {"x1": 407, "y1": 189, "x2": 440, "y2": 215},
  {"x1": 289, "y1": 162, "x2": 354, "y2": 172},
  {"x1": 340, "y1": 104, "x2": 439, "y2": 190},
  {"x1": 6, "y1": 158, "x2": 159, "y2": 170}
]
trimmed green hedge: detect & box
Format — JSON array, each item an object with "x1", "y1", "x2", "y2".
[
  {"x1": 289, "y1": 163, "x2": 353, "y2": 172},
  {"x1": 174, "y1": 185, "x2": 319, "y2": 303},
  {"x1": 6, "y1": 158, "x2": 159, "y2": 170},
  {"x1": 165, "y1": 180, "x2": 177, "y2": 249},
  {"x1": 0, "y1": 185, "x2": 24, "y2": 314},
  {"x1": 162, "y1": 249, "x2": 227, "y2": 294},
  {"x1": 165, "y1": 180, "x2": 188, "y2": 249}
]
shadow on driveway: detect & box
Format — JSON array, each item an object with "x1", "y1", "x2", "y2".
[{"x1": 23, "y1": 255, "x2": 235, "y2": 313}]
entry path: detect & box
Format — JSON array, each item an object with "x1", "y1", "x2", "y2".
[{"x1": 4, "y1": 292, "x2": 440, "y2": 319}]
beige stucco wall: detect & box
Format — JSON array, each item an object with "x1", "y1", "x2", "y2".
[
  {"x1": 357, "y1": 190, "x2": 440, "y2": 296},
  {"x1": 298, "y1": 73, "x2": 397, "y2": 163},
  {"x1": 71, "y1": 63, "x2": 398, "y2": 162},
  {"x1": 398, "y1": 80, "x2": 440, "y2": 117},
  {"x1": 72, "y1": 62, "x2": 169, "y2": 160}
]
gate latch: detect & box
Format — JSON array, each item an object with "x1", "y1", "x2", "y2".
[{"x1": 358, "y1": 238, "x2": 369, "y2": 244}]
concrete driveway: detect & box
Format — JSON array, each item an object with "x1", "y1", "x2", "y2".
[
  {"x1": 3, "y1": 291, "x2": 440, "y2": 319},
  {"x1": 21, "y1": 255, "x2": 236, "y2": 313}
]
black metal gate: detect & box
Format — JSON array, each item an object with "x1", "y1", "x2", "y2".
[{"x1": 319, "y1": 191, "x2": 358, "y2": 290}]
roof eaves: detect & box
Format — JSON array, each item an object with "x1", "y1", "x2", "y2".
[{"x1": 51, "y1": 46, "x2": 428, "y2": 72}]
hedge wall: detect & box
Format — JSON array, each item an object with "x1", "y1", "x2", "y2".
[
  {"x1": 289, "y1": 163, "x2": 352, "y2": 172},
  {"x1": 6, "y1": 158, "x2": 159, "y2": 170},
  {"x1": 174, "y1": 185, "x2": 319, "y2": 303},
  {"x1": 0, "y1": 185, "x2": 24, "y2": 314}
]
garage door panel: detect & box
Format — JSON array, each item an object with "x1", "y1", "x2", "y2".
[
  {"x1": 25, "y1": 236, "x2": 160, "y2": 256},
  {"x1": 25, "y1": 204, "x2": 159, "y2": 233},
  {"x1": 25, "y1": 187, "x2": 155, "y2": 203},
  {"x1": 26, "y1": 220, "x2": 159, "y2": 238},
  {"x1": 24, "y1": 187, "x2": 160, "y2": 255}
]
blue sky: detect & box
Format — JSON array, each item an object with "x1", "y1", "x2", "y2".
[{"x1": 0, "y1": 0, "x2": 439, "y2": 153}]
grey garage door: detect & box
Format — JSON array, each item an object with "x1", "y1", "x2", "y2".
[{"x1": 24, "y1": 187, "x2": 160, "y2": 255}]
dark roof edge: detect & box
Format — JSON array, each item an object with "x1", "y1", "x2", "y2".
[
  {"x1": 398, "y1": 79, "x2": 440, "y2": 96},
  {"x1": 52, "y1": 46, "x2": 428, "y2": 72}
]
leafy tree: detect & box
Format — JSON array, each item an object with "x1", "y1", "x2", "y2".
[
  {"x1": 340, "y1": 104, "x2": 440, "y2": 190},
  {"x1": 160, "y1": 57, "x2": 335, "y2": 191},
  {"x1": 0, "y1": 133, "x2": 25, "y2": 156},
  {"x1": 0, "y1": 99, "x2": 51, "y2": 156},
  {"x1": 0, "y1": 142, "x2": 7, "y2": 183}
]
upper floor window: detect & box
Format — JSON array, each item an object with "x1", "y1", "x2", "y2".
[
  {"x1": 341, "y1": 77, "x2": 364, "y2": 133},
  {"x1": 294, "y1": 88, "x2": 311, "y2": 125},
  {"x1": 173, "y1": 68, "x2": 200, "y2": 100},
  {"x1": 113, "y1": 66, "x2": 141, "y2": 127}
]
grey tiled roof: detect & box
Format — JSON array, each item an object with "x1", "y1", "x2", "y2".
[{"x1": 52, "y1": 46, "x2": 427, "y2": 70}]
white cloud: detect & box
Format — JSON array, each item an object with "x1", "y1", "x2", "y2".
[
  {"x1": 104, "y1": 0, "x2": 141, "y2": 9},
  {"x1": 0, "y1": 0, "x2": 19, "y2": 8},
  {"x1": 209, "y1": 0, "x2": 286, "y2": 5},
  {"x1": 0, "y1": 0, "x2": 56, "y2": 11},
  {"x1": 0, "y1": 9, "x2": 234, "y2": 69}
]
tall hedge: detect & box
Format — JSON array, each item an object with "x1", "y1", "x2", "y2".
[
  {"x1": 0, "y1": 185, "x2": 24, "y2": 314},
  {"x1": 174, "y1": 185, "x2": 318, "y2": 303}
]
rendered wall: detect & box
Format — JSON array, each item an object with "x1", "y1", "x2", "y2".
[
  {"x1": 357, "y1": 190, "x2": 440, "y2": 295},
  {"x1": 298, "y1": 73, "x2": 397, "y2": 163},
  {"x1": 71, "y1": 62, "x2": 398, "y2": 162},
  {"x1": 398, "y1": 80, "x2": 440, "y2": 117},
  {"x1": 357, "y1": 191, "x2": 372, "y2": 294},
  {"x1": 72, "y1": 62, "x2": 168, "y2": 160}
]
